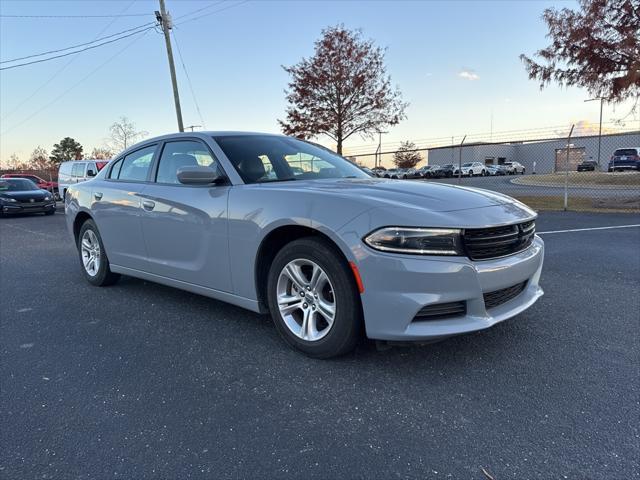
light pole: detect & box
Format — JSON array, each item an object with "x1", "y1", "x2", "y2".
[{"x1": 584, "y1": 97, "x2": 605, "y2": 167}]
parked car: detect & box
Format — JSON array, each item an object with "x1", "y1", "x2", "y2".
[
  {"x1": 458, "y1": 162, "x2": 487, "y2": 176},
  {"x1": 383, "y1": 168, "x2": 403, "y2": 179},
  {"x1": 577, "y1": 160, "x2": 598, "y2": 172},
  {"x1": 371, "y1": 166, "x2": 386, "y2": 177},
  {"x1": 403, "y1": 168, "x2": 421, "y2": 179},
  {"x1": 425, "y1": 165, "x2": 444, "y2": 178},
  {"x1": 0, "y1": 178, "x2": 56, "y2": 217},
  {"x1": 65, "y1": 132, "x2": 544, "y2": 358},
  {"x1": 58, "y1": 160, "x2": 108, "y2": 200},
  {"x1": 416, "y1": 166, "x2": 434, "y2": 178},
  {"x1": 608, "y1": 148, "x2": 640, "y2": 172},
  {"x1": 486, "y1": 165, "x2": 507, "y2": 176},
  {"x1": 1, "y1": 173, "x2": 58, "y2": 196},
  {"x1": 503, "y1": 161, "x2": 526, "y2": 174},
  {"x1": 361, "y1": 167, "x2": 375, "y2": 177}
]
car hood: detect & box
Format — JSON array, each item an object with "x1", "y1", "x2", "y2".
[
  {"x1": 0, "y1": 189, "x2": 49, "y2": 201},
  {"x1": 252, "y1": 178, "x2": 523, "y2": 213}
]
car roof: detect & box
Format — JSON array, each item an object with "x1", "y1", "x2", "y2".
[{"x1": 113, "y1": 131, "x2": 293, "y2": 158}]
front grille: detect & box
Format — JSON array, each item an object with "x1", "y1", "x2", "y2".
[
  {"x1": 18, "y1": 200, "x2": 46, "y2": 207},
  {"x1": 414, "y1": 301, "x2": 466, "y2": 321},
  {"x1": 463, "y1": 220, "x2": 535, "y2": 260},
  {"x1": 483, "y1": 282, "x2": 527, "y2": 309}
]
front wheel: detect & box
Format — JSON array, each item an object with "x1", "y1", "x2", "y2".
[
  {"x1": 267, "y1": 237, "x2": 363, "y2": 358},
  {"x1": 77, "y1": 219, "x2": 120, "y2": 286}
]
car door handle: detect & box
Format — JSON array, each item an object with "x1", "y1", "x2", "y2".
[
  {"x1": 94, "y1": 192, "x2": 103, "y2": 200},
  {"x1": 142, "y1": 200, "x2": 155, "y2": 211}
]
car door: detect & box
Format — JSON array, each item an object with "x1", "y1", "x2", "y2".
[
  {"x1": 138, "y1": 138, "x2": 232, "y2": 292},
  {"x1": 90, "y1": 144, "x2": 157, "y2": 271}
]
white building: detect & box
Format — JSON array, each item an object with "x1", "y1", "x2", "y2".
[{"x1": 427, "y1": 131, "x2": 640, "y2": 173}]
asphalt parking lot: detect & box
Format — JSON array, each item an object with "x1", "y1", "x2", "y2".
[{"x1": 1, "y1": 209, "x2": 639, "y2": 479}]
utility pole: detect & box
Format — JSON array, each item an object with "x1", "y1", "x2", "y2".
[
  {"x1": 157, "y1": 0, "x2": 184, "y2": 132},
  {"x1": 584, "y1": 97, "x2": 605, "y2": 167}
]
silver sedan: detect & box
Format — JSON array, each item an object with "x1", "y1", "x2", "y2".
[{"x1": 65, "y1": 132, "x2": 544, "y2": 358}]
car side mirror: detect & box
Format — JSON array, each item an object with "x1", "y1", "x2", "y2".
[
  {"x1": 177, "y1": 165, "x2": 222, "y2": 185},
  {"x1": 87, "y1": 170, "x2": 97, "y2": 177}
]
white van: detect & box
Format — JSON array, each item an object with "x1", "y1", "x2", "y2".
[{"x1": 58, "y1": 160, "x2": 108, "y2": 200}]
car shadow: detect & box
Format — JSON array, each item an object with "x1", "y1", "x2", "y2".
[{"x1": 112, "y1": 275, "x2": 530, "y2": 378}]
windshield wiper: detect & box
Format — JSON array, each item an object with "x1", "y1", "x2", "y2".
[{"x1": 256, "y1": 177, "x2": 297, "y2": 183}]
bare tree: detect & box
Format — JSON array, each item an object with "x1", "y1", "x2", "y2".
[
  {"x1": 393, "y1": 141, "x2": 422, "y2": 169},
  {"x1": 109, "y1": 116, "x2": 147, "y2": 153},
  {"x1": 90, "y1": 147, "x2": 114, "y2": 160},
  {"x1": 520, "y1": 0, "x2": 640, "y2": 103},
  {"x1": 30, "y1": 146, "x2": 50, "y2": 169},
  {"x1": 280, "y1": 25, "x2": 407, "y2": 154}
]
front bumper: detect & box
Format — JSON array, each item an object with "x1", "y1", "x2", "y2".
[
  {"x1": 357, "y1": 236, "x2": 544, "y2": 341},
  {"x1": 1, "y1": 202, "x2": 56, "y2": 214}
]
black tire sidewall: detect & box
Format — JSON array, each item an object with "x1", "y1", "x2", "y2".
[{"x1": 266, "y1": 237, "x2": 362, "y2": 358}]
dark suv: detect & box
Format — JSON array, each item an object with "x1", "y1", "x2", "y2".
[{"x1": 608, "y1": 148, "x2": 640, "y2": 172}]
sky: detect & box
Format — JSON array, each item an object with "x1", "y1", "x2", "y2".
[{"x1": 0, "y1": 0, "x2": 638, "y2": 166}]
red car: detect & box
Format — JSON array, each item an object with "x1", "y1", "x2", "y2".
[{"x1": 1, "y1": 173, "x2": 58, "y2": 194}]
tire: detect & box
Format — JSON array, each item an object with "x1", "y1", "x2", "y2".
[
  {"x1": 45, "y1": 209, "x2": 55, "y2": 216},
  {"x1": 468, "y1": 171, "x2": 473, "y2": 177},
  {"x1": 77, "y1": 219, "x2": 120, "y2": 287},
  {"x1": 481, "y1": 170, "x2": 486, "y2": 176},
  {"x1": 266, "y1": 237, "x2": 363, "y2": 358},
  {"x1": 521, "y1": 169, "x2": 525, "y2": 175}
]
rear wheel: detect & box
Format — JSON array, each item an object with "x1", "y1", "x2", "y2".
[
  {"x1": 481, "y1": 169, "x2": 486, "y2": 176},
  {"x1": 267, "y1": 237, "x2": 362, "y2": 358},
  {"x1": 78, "y1": 219, "x2": 120, "y2": 286}
]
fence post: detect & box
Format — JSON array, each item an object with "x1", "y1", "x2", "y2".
[
  {"x1": 458, "y1": 135, "x2": 466, "y2": 184},
  {"x1": 564, "y1": 124, "x2": 575, "y2": 211}
]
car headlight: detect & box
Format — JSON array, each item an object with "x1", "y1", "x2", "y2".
[
  {"x1": 44, "y1": 195, "x2": 52, "y2": 201},
  {"x1": 0, "y1": 196, "x2": 17, "y2": 203},
  {"x1": 364, "y1": 227, "x2": 463, "y2": 255}
]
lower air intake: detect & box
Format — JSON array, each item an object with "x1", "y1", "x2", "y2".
[{"x1": 414, "y1": 301, "x2": 466, "y2": 321}]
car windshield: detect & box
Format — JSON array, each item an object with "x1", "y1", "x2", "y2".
[
  {"x1": 462, "y1": 163, "x2": 472, "y2": 167},
  {"x1": 0, "y1": 178, "x2": 38, "y2": 191},
  {"x1": 213, "y1": 135, "x2": 369, "y2": 183}
]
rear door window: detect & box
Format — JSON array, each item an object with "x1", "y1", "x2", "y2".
[
  {"x1": 116, "y1": 145, "x2": 156, "y2": 182},
  {"x1": 614, "y1": 149, "x2": 638, "y2": 156}
]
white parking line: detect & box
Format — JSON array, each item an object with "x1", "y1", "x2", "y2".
[{"x1": 537, "y1": 224, "x2": 640, "y2": 235}]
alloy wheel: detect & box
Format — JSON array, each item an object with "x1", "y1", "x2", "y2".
[
  {"x1": 276, "y1": 259, "x2": 336, "y2": 342},
  {"x1": 81, "y1": 229, "x2": 101, "y2": 277}
]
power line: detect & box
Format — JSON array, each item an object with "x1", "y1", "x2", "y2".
[
  {"x1": 172, "y1": 30, "x2": 206, "y2": 129},
  {"x1": 0, "y1": 13, "x2": 152, "y2": 18},
  {"x1": 175, "y1": 0, "x2": 251, "y2": 26},
  {"x1": 0, "y1": 0, "x2": 139, "y2": 123},
  {"x1": 0, "y1": 30, "x2": 153, "y2": 137},
  {"x1": 0, "y1": 22, "x2": 156, "y2": 64},
  {"x1": 173, "y1": 1, "x2": 226, "y2": 21},
  {"x1": 0, "y1": 26, "x2": 155, "y2": 71}
]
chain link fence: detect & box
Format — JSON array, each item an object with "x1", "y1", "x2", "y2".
[{"x1": 347, "y1": 130, "x2": 640, "y2": 212}]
